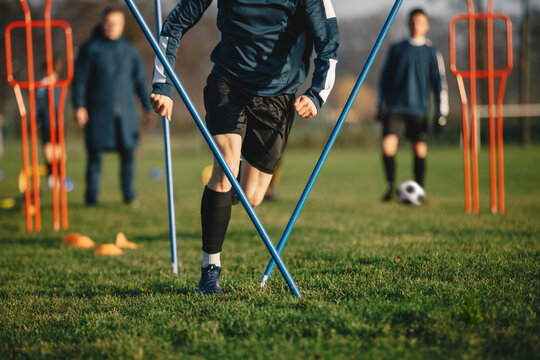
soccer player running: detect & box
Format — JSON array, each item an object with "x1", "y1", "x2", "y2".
[
  {"x1": 377, "y1": 8, "x2": 449, "y2": 202},
  {"x1": 150, "y1": 0, "x2": 340, "y2": 294}
]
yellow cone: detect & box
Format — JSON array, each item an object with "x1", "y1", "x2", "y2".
[
  {"x1": 18, "y1": 165, "x2": 48, "y2": 193},
  {"x1": 115, "y1": 232, "x2": 138, "y2": 249},
  {"x1": 0, "y1": 197, "x2": 16, "y2": 209},
  {"x1": 95, "y1": 244, "x2": 123, "y2": 256}
]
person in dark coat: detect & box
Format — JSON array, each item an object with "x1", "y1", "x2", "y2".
[{"x1": 73, "y1": 6, "x2": 154, "y2": 206}]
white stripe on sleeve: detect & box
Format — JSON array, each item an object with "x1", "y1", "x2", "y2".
[
  {"x1": 152, "y1": 36, "x2": 169, "y2": 85},
  {"x1": 323, "y1": 0, "x2": 336, "y2": 19},
  {"x1": 319, "y1": 58, "x2": 337, "y2": 103}
]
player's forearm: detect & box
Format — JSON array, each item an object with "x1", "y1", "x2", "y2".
[
  {"x1": 152, "y1": 0, "x2": 213, "y2": 97},
  {"x1": 303, "y1": 0, "x2": 340, "y2": 111}
]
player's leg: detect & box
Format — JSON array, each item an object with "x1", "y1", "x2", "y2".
[
  {"x1": 119, "y1": 146, "x2": 136, "y2": 204},
  {"x1": 207, "y1": 134, "x2": 243, "y2": 192},
  {"x1": 264, "y1": 160, "x2": 282, "y2": 201},
  {"x1": 198, "y1": 74, "x2": 247, "y2": 295},
  {"x1": 241, "y1": 162, "x2": 273, "y2": 207},
  {"x1": 198, "y1": 133, "x2": 242, "y2": 295},
  {"x1": 85, "y1": 148, "x2": 103, "y2": 206},
  {"x1": 381, "y1": 113, "x2": 401, "y2": 201},
  {"x1": 406, "y1": 114, "x2": 428, "y2": 188},
  {"x1": 412, "y1": 141, "x2": 427, "y2": 187},
  {"x1": 241, "y1": 92, "x2": 295, "y2": 207}
]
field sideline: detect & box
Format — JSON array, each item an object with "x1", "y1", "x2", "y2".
[{"x1": 0, "y1": 137, "x2": 538, "y2": 359}]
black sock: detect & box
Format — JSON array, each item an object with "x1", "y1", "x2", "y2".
[
  {"x1": 414, "y1": 156, "x2": 425, "y2": 187},
  {"x1": 201, "y1": 186, "x2": 232, "y2": 254},
  {"x1": 383, "y1": 154, "x2": 395, "y2": 188}
]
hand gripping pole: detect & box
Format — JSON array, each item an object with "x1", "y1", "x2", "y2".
[
  {"x1": 124, "y1": 0, "x2": 301, "y2": 297},
  {"x1": 260, "y1": 0, "x2": 404, "y2": 287}
]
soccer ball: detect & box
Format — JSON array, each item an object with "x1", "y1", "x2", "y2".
[{"x1": 396, "y1": 180, "x2": 425, "y2": 206}]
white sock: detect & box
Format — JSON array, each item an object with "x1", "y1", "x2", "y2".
[{"x1": 202, "y1": 251, "x2": 221, "y2": 268}]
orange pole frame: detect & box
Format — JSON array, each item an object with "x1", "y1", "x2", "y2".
[
  {"x1": 5, "y1": 0, "x2": 74, "y2": 231},
  {"x1": 21, "y1": 0, "x2": 41, "y2": 230},
  {"x1": 449, "y1": 0, "x2": 512, "y2": 214},
  {"x1": 13, "y1": 85, "x2": 33, "y2": 232},
  {"x1": 467, "y1": 0, "x2": 480, "y2": 215},
  {"x1": 487, "y1": 0, "x2": 497, "y2": 214},
  {"x1": 43, "y1": 0, "x2": 60, "y2": 230}
]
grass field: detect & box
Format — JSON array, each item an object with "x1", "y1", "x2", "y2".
[{"x1": 0, "y1": 136, "x2": 538, "y2": 359}]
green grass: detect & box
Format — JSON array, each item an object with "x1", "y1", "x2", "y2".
[{"x1": 0, "y1": 136, "x2": 539, "y2": 359}]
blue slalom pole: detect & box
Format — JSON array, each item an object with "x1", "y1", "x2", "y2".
[
  {"x1": 154, "y1": 0, "x2": 178, "y2": 275},
  {"x1": 260, "y1": 0, "x2": 404, "y2": 287},
  {"x1": 124, "y1": 0, "x2": 301, "y2": 297}
]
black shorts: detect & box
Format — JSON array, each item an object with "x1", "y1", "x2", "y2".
[
  {"x1": 382, "y1": 112, "x2": 428, "y2": 142},
  {"x1": 203, "y1": 73, "x2": 295, "y2": 174}
]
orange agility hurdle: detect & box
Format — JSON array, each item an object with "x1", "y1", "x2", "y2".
[
  {"x1": 449, "y1": 0, "x2": 513, "y2": 214},
  {"x1": 5, "y1": 0, "x2": 74, "y2": 231}
]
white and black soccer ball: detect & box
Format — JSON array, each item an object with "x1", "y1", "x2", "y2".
[{"x1": 396, "y1": 180, "x2": 425, "y2": 206}]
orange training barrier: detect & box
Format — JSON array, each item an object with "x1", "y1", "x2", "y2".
[
  {"x1": 449, "y1": 0, "x2": 512, "y2": 214},
  {"x1": 5, "y1": 0, "x2": 74, "y2": 231}
]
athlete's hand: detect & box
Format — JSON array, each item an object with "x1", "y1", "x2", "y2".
[
  {"x1": 294, "y1": 95, "x2": 317, "y2": 118},
  {"x1": 149, "y1": 93, "x2": 173, "y2": 121},
  {"x1": 75, "y1": 107, "x2": 88, "y2": 127}
]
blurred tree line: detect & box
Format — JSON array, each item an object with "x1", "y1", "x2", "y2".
[{"x1": 0, "y1": 0, "x2": 538, "y2": 147}]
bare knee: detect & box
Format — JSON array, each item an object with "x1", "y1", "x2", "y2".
[
  {"x1": 382, "y1": 135, "x2": 399, "y2": 156},
  {"x1": 249, "y1": 193, "x2": 264, "y2": 208},
  {"x1": 413, "y1": 142, "x2": 427, "y2": 158},
  {"x1": 207, "y1": 133, "x2": 242, "y2": 192},
  {"x1": 243, "y1": 186, "x2": 265, "y2": 207},
  {"x1": 208, "y1": 159, "x2": 240, "y2": 192}
]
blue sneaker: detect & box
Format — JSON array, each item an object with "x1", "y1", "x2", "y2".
[{"x1": 197, "y1": 265, "x2": 222, "y2": 295}]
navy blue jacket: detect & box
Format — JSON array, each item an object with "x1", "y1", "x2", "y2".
[
  {"x1": 378, "y1": 38, "x2": 449, "y2": 118},
  {"x1": 152, "y1": 0, "x2": 340, "y2": 111},
  {"x1": 73, "y1": 28, "x2": 151, "y2": 150}
]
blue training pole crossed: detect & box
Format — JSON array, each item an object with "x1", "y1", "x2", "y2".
[
  {"x1": 127, "y1": 0, "x2": 402, "y2": 296},
  {"x1": 260, "y1": 0, "x2": 404, "y2": 286},
  {"x1": 125, "y1": 0, "x2": 301, "y2": 297},
  {"x1": 154, "y1": 0, "x2": 178, "y2": 275}
]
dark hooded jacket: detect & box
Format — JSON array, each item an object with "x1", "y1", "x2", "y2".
[{"x1": 72, "y1": 26, "x2": 151, "y2": 150}]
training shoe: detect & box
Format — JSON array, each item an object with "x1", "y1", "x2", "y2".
[{"x1": 197, "y1": 265, "x2": 222, "y2": 295}]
